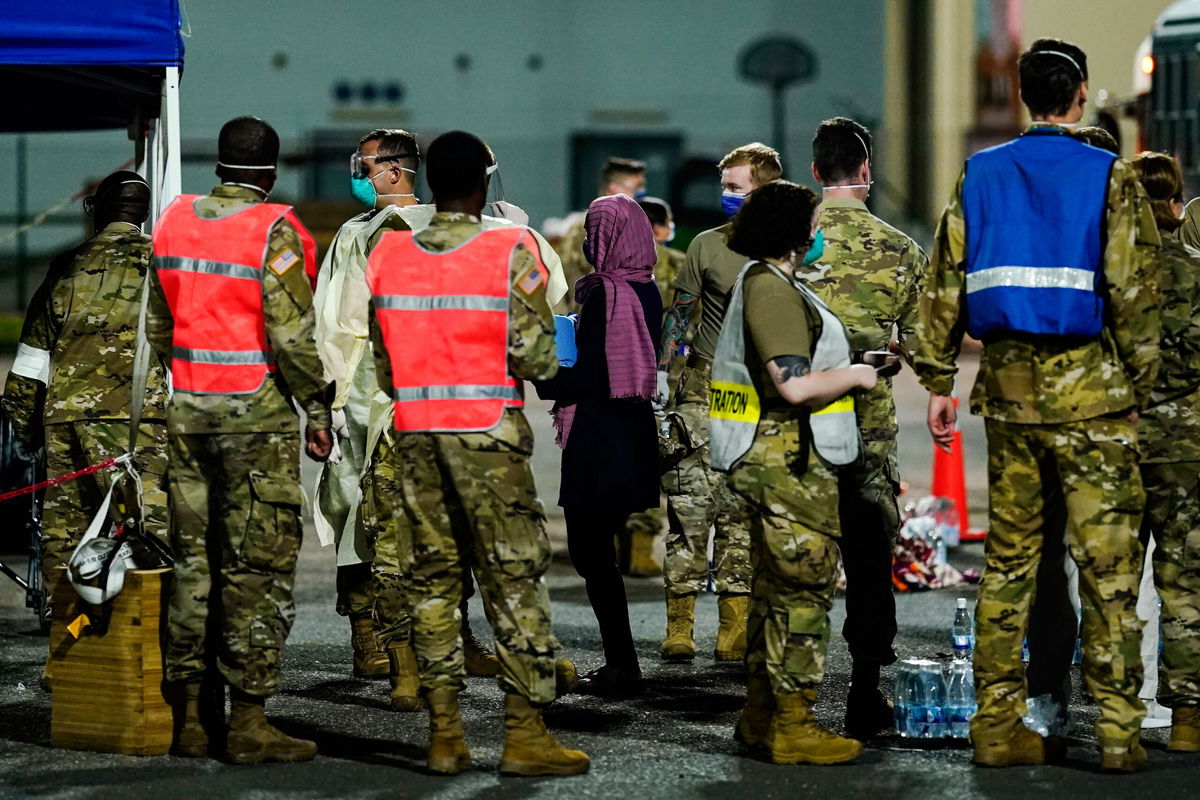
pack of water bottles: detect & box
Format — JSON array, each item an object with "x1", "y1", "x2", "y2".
[
  {"x1": 894, "y1": 658, "x2": 976, "y2": 738},
  {"x1": 893, "y1": 597, "x2": 978, "y2": 739}
]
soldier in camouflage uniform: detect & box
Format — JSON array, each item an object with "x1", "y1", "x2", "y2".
[
  {"x1": 147, "y1": 118, "x2": 333, "y2": 764},
  {"x1": 622, "y1": 196, "x2": 687, "y2": 578},
  {"x1": 1130, "y1": 152, "x2": 1200, "y2": 752},
  {"x1": 799, "y1": 118, "x2": 926, "y2": 737},
  {"x1": 2, "y1": 171, "x2": 170, "y2": 615},
  {"x1": 658, "y1": 144, "x2": 782, "y2": 663},
  {"x1": 913, "y1": 41, "x2": 1162, "y2": 772},
  {"x1": 551, "y1": 157, "x2": 646, "y2": 313},
  {"x1": 367, "y1": 131, "x2": 587, "y2": 777},
  {"x1": 722, "y1": 182, "x2": 877, "y2": 765},
  {"x1": 353, "y1": 151, "x2": 572, "y2": 707}
]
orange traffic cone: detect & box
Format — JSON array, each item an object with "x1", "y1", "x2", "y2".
[{"x1": 931, "y1": 397, "x2": 986, "y2": 542}]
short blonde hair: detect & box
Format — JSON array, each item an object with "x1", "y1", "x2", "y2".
[{"x1": 719, "y1": 142, "x2": 783, "y2": 187}]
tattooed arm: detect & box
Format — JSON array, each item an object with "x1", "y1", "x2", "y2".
[
  {"x1": 766, "y1": 355, "x2": 876, "y2": 407},
  {"x1": 658, "y1": 291, "x2": 698, "y2": 370}
]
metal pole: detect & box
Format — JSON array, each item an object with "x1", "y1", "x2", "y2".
[
  {"x1": 771, "y1": 85, "x2": 787, "y2": 173},
  {"x1": 15, "y1": 134, "x2": 27, "y2": 309}
]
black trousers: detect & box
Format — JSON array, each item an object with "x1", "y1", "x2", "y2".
[
  {"x1": 564, "y1": 505, "x2": 639, "y2": 670},
  {"x1": 838, "y1": 465, "x2": 899, "y2": 671},
  {"x1": 1025, "y1": 482, "x2": 1078, "y2": 702}
]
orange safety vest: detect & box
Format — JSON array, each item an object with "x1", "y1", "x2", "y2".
[
  {"x1": 366, "y1": 226, "x2": 540, "y2": 433},
  {"x1": 152, "y1": 194, "x2": 317, "y2": 395}
]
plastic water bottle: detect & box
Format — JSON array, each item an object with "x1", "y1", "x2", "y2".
[
  {"x1": 914, "y1": 660, "x2": 948, "y2": 738},
  {"x1": 894, "y1": 660, "x2": 917, "y2": 737},
  {"x1": 945, "y1": 661, "x2": 976, "y2": 738},
  {"x1": 952, "y1": 597, "x2": 974, "y2": 660},
  {"x1": 929, "y1": 525, "x2": 947, "y2": 565}
]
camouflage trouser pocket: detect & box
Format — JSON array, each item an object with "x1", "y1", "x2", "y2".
[
  {"x1": 486, "y1": 519, "x2": 552, "y2": 580},
  {"x1": 241, "y1": 472, "x2": 302, "y2": 573},
  {"x1": 763, "y1": 522, "x2": 838, "y2": 589},
  {"x1": 784, "y1": 605, "x2": 830, "y2": 683}
]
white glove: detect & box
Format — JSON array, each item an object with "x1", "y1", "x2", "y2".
[
  {"x1": 331, "y1": 408, "x2": 350, "y2": 441},
  {"x1": 327, "y1": 434, "x2": 344, "y2": 465},
  {"x1": 655, "y1": 369, "x2": 671, "y2": 408}
]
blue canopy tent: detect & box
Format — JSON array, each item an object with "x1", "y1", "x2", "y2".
[
  {"x1": 0, "y1": 0, "x2": 186, "y2": 219},
  {"x1": 0, "y1": 2, "x2": 183, "y2": 625}
]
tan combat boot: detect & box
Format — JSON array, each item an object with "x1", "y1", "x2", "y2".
[
  {"x1": 168, "y1": 682, "x2": 210, "y2": 758},
  {"x1": 462, "y1": 623, "x2": 501, "y2": 678},
  {"x1": 661, "y1": 593, "x2": 697, "y2": 662},
  {"x1": 225, "y1": 697, "x2": 317, "y2": 764},
  {"x1": 715, "y1": 594, "x2": 750, "y2": 661},
  {"x1": 766, "y1": 690, "x2": 863, "y2": 765},
  {"x1": 350, "y1": 612, "x2": 389, "y2": 679},
  {"x1": 628, "y1": 531, "x2": 663, "y2": 577},
  {"x1": 499, "y1": 693, "x2": 591, "y2": 776},
  {"x1": 425, "y1": 687, "x2": 472, "y2": 774},
  {"x1": 973, "y1": 724, "x2": 1065, "y2": 767},
  {"x1": 387, "y1": 641, "x2": 422, "y2": 712},
  {"x1": 1100, "y1": 737, "x2": 1147, "y2": 773},
  {"x1": 733, "y1": 673, "x2": 776, "y2": 750},
  {"x1": 555, "y1": 658, "x2": 579, "y2": 698},
  {"x1": 1168, "y1": 706, "x2": 1200, "y2": 752}
]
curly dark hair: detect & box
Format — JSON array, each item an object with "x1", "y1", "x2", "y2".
[{"x1": 725, "y1": 181, "x2": 820, "y2": 261}]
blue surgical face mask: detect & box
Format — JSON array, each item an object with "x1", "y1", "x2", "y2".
[
  {"x1": 664, "y1": 222, "x2": 676, "y2": 244},
  {"x1": 634, "y1": 188, "x2": 648, "y2": 200},
  {"x1": 721, "y1": 190, "x2": 747, "y2": 218},
  {"x1": 350, "y1": 166, "x2": 417, "y2": 209},
  {"x1": 801, "y1": 228, "x2": 825, "y2": 265}
]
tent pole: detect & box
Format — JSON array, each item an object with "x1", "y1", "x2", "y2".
[{"x1": 161, "y1": 66, "x2": 182, "y2": 214}]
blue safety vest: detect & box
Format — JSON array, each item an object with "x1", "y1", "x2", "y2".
[{"x1": 961, "y1": 129, "x2": 1116, "y2": 339}]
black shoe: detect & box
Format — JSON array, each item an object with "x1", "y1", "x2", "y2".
[
  {"x1": 572, "y1": 665, "x2": 643, "y2": 698},
  {"x1": 845, "y1": 688, "x2": 894, "y2": 739}
]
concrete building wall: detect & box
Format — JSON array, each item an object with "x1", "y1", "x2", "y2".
[{"x1": 0, "y1": 0, "x2": 889, "y2": 293}]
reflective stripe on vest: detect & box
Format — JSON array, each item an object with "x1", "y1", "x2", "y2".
[
  {"x1": 366, "y1": 226, "x2": 533, "y2": 433},
  {"x1": 961, "y1": 132, "x2": 1115, "y2": 339},
  {"x1": 708, "y1": 261, "x2": 861, "y2": 471},
  {"x1": 153, "y1": 195, "x2": 314, "y2": 395}
]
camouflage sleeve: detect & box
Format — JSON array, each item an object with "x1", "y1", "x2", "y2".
[
  {"x1": 911, "y1": 170, "x2": 969, "y2": 396},
  {"x1": 3, "y1": 259, "x2": 61, "y2": 447},
  {"x1": 262, "y1": 219, "x2": 332, "y2": 431},
  {"x1": 895, "y1": 238, "x2": 929, "y2": 362},
  {"x1": 507, "y1": 231, "x2": 559, "y2": 381},
  {"x1": 1104, "y1": 160, "x2": 1162, "y2": 409},
  {"x1": 145, "y1": 263, "x2": 175, "y2": 364},
  {"x1": 368, "y1": 303, "x2": 393, "y2": 398},
  {"x1": 1181, "y1": 198, "x2": 1200, "y2": 250}
]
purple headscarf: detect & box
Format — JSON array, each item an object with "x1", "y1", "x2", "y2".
[{"x1": 553, "y1": 194, "x2": 659, "y2": 446}]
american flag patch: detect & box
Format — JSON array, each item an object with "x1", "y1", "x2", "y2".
[
  {"x1": 268, "y1": 248, "x2": 299, "y2": 275},
  {"x1": 516, "y1": 262, "x2": 546, "y2": 295}
]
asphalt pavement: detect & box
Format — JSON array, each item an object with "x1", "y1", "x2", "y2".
[{"x1": 2, "y1": 356, "x2": 1197, "y2": 799}]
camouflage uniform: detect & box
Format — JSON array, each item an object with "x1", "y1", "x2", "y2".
[
  {"x1": 913, "y1": 144, "x2": 1163, "y2": 747},
  {"x1": 728, "y1": 264, "x2": 843, "y2": 696},
  {"x1": 627, "y1": 241, "x2": 686, "y2": 540},
  {"x1": 552, "y1": 215, "x2": 589, "y2": 314},
  {"x1": 662, "y1": 225, "x2": 753, "y2": 598},
  {"x1": 148, "y1": 184, "x2": 331, "y2": 697},
  {"x1": 360, "y1": 207, "x2": 564, "y2": 649},
  {"x1": 2, "y1": 221, "x2": 170, "y2": 586},
  {"x1": 1138, "y1": 235, "x2": 1200, "y2": 710},
  {"x1": 368, "y1": 212, "x2": 561, "y2": 703},
  {"x1": 796, "y1": 196, "x2": 926, "y2": 668}
]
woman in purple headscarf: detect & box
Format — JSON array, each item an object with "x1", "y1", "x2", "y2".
[{"x1": 536, "y1": 193, "x2": 661, "y2": 696}]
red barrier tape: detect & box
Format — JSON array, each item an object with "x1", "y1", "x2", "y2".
[{"x1": 0, "y1": 455, "x2": 128, "y2": 503}]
